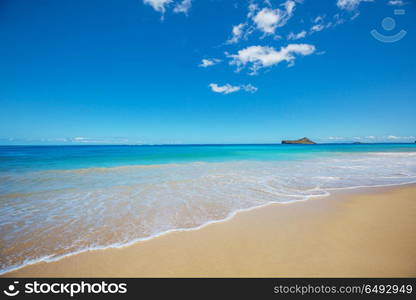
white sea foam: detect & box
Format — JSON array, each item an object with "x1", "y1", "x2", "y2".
[{"x1": 1, "y1": 151, "x2": 416, "y2": 274}]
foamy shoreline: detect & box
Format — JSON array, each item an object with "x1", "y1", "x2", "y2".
[
  {"x1": 4, "y1": 182, "x2": 416, "y2": 277},
  {"x1": 0, "y1": 180, "x2": 413, "y2": 275}
]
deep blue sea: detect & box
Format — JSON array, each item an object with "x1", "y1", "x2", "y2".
[{"x1": 1, "y1": 144, "x2": 416, "y2": 273}]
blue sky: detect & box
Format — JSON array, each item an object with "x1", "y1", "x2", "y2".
[{"x1": 0, "y1": 0, "x2": 415, "y2": 144}]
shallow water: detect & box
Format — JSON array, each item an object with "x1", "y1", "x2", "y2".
[{"x1": 1, "y1": 144, "x2": 416, "y2": 273}]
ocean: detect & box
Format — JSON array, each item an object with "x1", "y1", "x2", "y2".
[{"x1": 1, "y1": 144, "x2": 416, "y2": 274}]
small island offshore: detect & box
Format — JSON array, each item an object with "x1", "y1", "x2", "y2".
[{"x1": 281, "y1": 137, "x2": 316, "y2": 144}]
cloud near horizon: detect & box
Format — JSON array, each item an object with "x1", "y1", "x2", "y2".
[{"x1": 320, "y1": 135, "x2": 416, "y2": 142}]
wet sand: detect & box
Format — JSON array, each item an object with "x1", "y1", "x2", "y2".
[{"x1": 4, "y1": 184, "x2": 416, "y2": 277}]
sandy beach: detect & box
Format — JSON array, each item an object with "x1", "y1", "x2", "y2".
[{"x1": 4, "y1": 184, "x2": 416, "y2": 278}]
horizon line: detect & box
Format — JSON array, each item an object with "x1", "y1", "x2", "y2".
[{"x1": 0, "y1": 142, "x2": 415, "y2": 147}]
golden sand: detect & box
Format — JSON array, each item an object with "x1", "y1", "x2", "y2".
[{"x1": 4, "y1": 185, "x2": 416, "y2": 277}]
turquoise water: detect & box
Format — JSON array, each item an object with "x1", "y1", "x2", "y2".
[
  {"x1": 1, "y1": 144, "x2": 416, "y2": 274},
  {"x1": 1, "y1": 143, "x2": 415, "y2": 172}
]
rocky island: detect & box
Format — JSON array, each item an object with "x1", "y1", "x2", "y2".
[{"x1": 281, "y1": 137, "x2": 316, "y2": 144}]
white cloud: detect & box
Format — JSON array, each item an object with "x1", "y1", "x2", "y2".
[
  {"x1": 287, "y1": 30, "x2": 307, "y2": 40},
  {"x1": 226, "y1": 1, "x2": 299, "y2": 44},
  {"x1": 227, "y1": 23, "x2": 247, "y2": 44},
  {"x1": 387, "y1": 0, "x2": 406, "y2": 6},
  {"x1": 313, "y1": 15, "x2": 324, "y2": 23},
  {"x1": 144, "y1": 0, "x2": 192, "y2": 15},
  {"x1": 228, "y1": 44, "x2": 316, "y2": 74},
  {"x1": 209, "y1": 83, "x2": 241, "y2": 94},
  {"x1": 143, "y1": 0, "x2": 172, "y2": 13},
  {"x1": 252, "y1": 1, "x2": 296, "y2": 35},
  {"x1": 336, "y1": 0, "x2": 374, "y2": 11},
  {"x1": 388, "y1": 0, "x2": 407, "y2": 6},
  {"x1": 332, "y1": 13, "x2": 345, "y2": 25},
  {"x1": 307, "y1": 13, "x2": 348, "y2": 34},
  {"x1": 242, "y1": 84, "x2": 258, "y2": 93},
  {"x1": 71, "y1": 137, "x2": 130, "y2": 144},
  {"x1": 309, "y1": 15, "x2": 329, "y2": 33},
  {"x1": 311, "y1": 24, "x2": 325, "y2": 32},
  {"x1": 387, "y1": 135, "x2": 415, "y2": 140},
  {"x1": 322, "y1": 135, "x2": 415, "y2": 142},
  {"x1": 247, "y1": 3, "x2": 258, "y2": 18},
  {"x1": 325, "y1": 136, "x2": 346, "y2": 140},
  {"x1": 284, "y1": 0, "x2": 296, "y2": 15},
  {"x1": 173, "y1": 0, "x2": 192, "y2": 14},
  {"x1": 253, "y1": 8, "x2": 283, "y2": 34},
  {"x1": 199, "y1": 58, "x2": 221, "y2": 68},
  {"x1": 209, "y1": 83, "x2": 258, "y2": 94}
]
